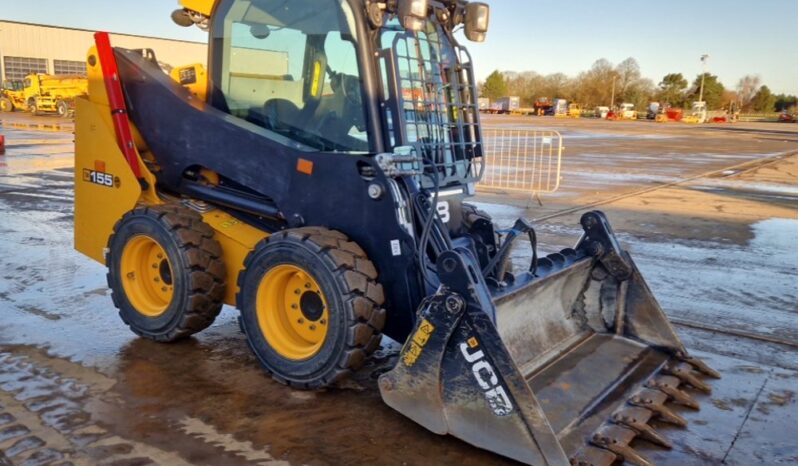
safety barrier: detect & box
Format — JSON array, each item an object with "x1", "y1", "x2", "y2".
[{"x1": 478, "y1": 129, "x2": 563, "y2": 194}]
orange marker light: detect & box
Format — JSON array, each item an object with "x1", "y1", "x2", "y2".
[{"x1": 297, "y1": 159, "x2": 314, "y2": 175}]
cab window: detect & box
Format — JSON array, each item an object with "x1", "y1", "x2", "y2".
[{"x1": 212, "y1": 0, "x2": 369, "y2": 153}]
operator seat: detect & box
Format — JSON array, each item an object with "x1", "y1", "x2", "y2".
[
  {"x1": 256, "y1": 45, "x2": 328, "y2": 136},
  {"x1": 261, "y1": 98, "x2": 300, "y2": 133}
]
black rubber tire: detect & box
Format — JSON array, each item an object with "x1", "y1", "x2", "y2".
[
  {"x1": 237, "y1": 227, "x2": 386, "y2": 389},
  {"x1": 56, "y1": 100, "x2": 69, "y2": 118},
  {"x1": 106, "y1": 203, "x2": 226, "y2": 342},
  {"x1": 0, "y1": 97, "x2": 12, "y2": 112}
]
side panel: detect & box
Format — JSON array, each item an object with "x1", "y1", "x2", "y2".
[
  {"x1": 73, "y1": 98, "x2": 142, "y2": 263},
  {"x1": 74, "y1": 45, "x2": 160, "y2": 264},
  {"x1": 201, "y1": 209, "x2": 269, "y2": 305}
]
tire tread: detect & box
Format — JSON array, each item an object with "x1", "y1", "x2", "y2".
[
  {"x1": 106, "y1": 203, "x2": 226, "y2": 342},
  {"x1": 237, "y1": 227, "x2": 385, "y2": 389}
]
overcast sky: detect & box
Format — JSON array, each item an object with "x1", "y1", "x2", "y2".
[{"x1": 2, "y1": 0, "x2": 796, "y2": 94}]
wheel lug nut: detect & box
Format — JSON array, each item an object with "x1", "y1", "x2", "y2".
[
  {"x1": 127, "y1": 272, "x2": 135, "y2": 279},
  {"x1": 298, "y1": 318, "x2": 305, "y2": 324},
  {"x1": 162, "y1": 287, "x2": 168, "y2": 292},
  {"x1": 320, "y1": 319, "x2": 326, "y2": 325},
  {"x1": 294, "y1": 289, "x2": 301, "y2": 295},
  {"x1": 304, "y1": 283, "x2": 311, "y2": 289},
  {"x1": 154, "y1": 277, "x2": 160, "y2": 283},
  {"x1": 291, "y1": 304, "x2": 298, "y2": 309},
  {"x1": 152, "y1": 264, "x2": 158, "y2": 269},
  {"x1": 309, "y1": 325, "x2": 316, "y2": 331},
  {"x1": 157, "y1": 253, "x2": 163, "y2": 259}
]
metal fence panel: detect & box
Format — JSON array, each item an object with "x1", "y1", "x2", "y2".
[{"x1": 478, "y1": 129, "x2": 563, "y2": 194}]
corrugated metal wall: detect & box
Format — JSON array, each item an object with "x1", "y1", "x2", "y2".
[{"x1": 0, "y1": 21, "x2": 208, "y2": 81}]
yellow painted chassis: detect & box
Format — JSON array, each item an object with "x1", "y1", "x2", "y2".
[{"x1": 75, "y1": 46, "x2": 268, "y2": 306}]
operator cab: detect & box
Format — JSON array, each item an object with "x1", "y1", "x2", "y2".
[
  {"x1": 2, "y1": 80, "x2": 23, "y2": 91},
  {"x1": 211, "y1": 0, "x2": 370, "y2": 153},
  {"x1": 207, "y1": 0, "x2": 491, "y2": 185}
]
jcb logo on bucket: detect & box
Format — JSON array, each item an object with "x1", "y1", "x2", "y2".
[{"x1": 460, "y1": 337, "x2": 514, "y2": 417}]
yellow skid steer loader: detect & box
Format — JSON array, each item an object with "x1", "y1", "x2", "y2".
[{"x1": 74, "y1": 1, "x2": 718, "y2": 465}]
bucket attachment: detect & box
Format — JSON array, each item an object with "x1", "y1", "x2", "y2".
[{"x1": 379, "y1": 211, "x2": 719, "y2": 466}]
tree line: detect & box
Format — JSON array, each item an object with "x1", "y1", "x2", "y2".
[{"x1": 480, "y1": 58, "x2": 797, "y2": 113}]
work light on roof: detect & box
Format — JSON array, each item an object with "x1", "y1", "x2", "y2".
[{"x1": 398, "y1": 0, "x2": 429, "y2": 32}]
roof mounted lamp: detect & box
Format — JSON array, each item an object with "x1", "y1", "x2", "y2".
[
  {"x1": 171, "y1": 8, "x2": 210, "y2": 31},
  {"x1": 397, "y1": 0, "x2": 429, "y2": 32},
  {"x1": 464, "y1": 2, "x2": 490, "y2": 42}
]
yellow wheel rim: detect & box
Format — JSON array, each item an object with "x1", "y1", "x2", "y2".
[
  {"x1": 120, "y1": 235, "x2": 175, "y2": 317},
  {"x1": 256, "y1": 264, "x2": 329, "y2": 361}
]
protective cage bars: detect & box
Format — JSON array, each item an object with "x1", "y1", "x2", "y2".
[{"x1": 381, "y1": 27, "x2": 485, "y2": 188}]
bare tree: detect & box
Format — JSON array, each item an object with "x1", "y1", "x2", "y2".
[
  {"x1": 736, "y1": 75, "x2": 761, "y2": 111},
  {"x1": 615, "y1": 58, "x2": 653, "y2": 109},
  {"x1": 573, "y1": 59, "x2": 619, "y2": 107},
  {"x1": 616, "y1": 58, "x2": 641, "y2": 97}
]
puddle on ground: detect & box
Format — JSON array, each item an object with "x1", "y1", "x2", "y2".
[
  {"x1": 474, "y1": 200, "x2": 798, "y2": 344},
  {"x1": 617, "y1": 218, "x2": 798, "y2": 341},
  {"x1": 750, "y1": 218, "x2": 798, "y2": 263},
  {"x1": 696, "y1": 179, "x2": 798, "y2": 196}
]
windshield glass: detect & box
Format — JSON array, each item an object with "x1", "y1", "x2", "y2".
[
  {"x1": 2, "y1": 80, "x2": 21, "y2": 91},
  {"x1": 379, "y1": 18, "x2": 483, "y2": 187},
  {"x1": 212, "y1": 0, "x2": 369, "y2": 153}
]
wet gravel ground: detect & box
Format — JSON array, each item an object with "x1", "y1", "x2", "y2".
[{"x1": 0, "y1": 112, "x2": 796, "y2": 465}]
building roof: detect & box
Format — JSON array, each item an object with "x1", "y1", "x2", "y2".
[{"x1": 0, "y1": 19, "x2": 205, "y2": 46}]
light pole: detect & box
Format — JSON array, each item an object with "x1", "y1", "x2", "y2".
[
  {"x1": 610, "y1": 75, "x2": 616, "y2": 109},
  {"x1": 698, "y1": 54, "x2": 709, "y2": 103}
]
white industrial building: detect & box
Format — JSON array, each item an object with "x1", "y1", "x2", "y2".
[{"x1": 0, "y1": 20, "x2": 207, "y2": 81}]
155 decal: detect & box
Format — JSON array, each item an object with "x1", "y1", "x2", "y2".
[{"x1": 83, "y1": 169, "x2": 119, "y2": 188}]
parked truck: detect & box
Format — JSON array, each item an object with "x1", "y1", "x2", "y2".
[
  {"x1": 608, "y1": 102, "x2": 637, "y2": 121},
  {"x1": 646, "y1": 102, "x2": 661, "y2": 120},
  {"x1": 594, "y1": 106, "x2": 610, "y2": 118},
  {"x1": 2, "y1": 74, "x2": 88, "y2": 117},
  {"x1": 477, "y1": 97, "x2": 490, "y2": 112},
  {"x1": 619, "y1": 103, "x2": 637, "y2": 120},
  {"x1": 495, "y1": 96, "x2": 520, "y2": 114},
  {"x1": 552, "y1": 98, "x2": 568, "y2": 117},
  {"x1": 533, "y1": 97, "x2": 552, "y2": 116},
  {"x1": 683, "y1": 101, "x2": 730, "y2": 124}
]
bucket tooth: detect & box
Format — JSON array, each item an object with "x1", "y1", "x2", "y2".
[
  {"x1": 569, "y1": 446, "x2": 619, "y2": 466},
  {"x1": 678, "y1": 353, "x2": 721, "y2": 379},
  {"x1": 611, "y1": 407, "x2": 672, "y2": 449},
  {"x1": 647, "y1": 376, "x2": 700, "y2": 409},
  {"x1": 629, "y1": 389, "x2": 688, "y2": 427},
  {"x1": 591, "y1": 425, "x2": 657, "y2": 466},
  {"x1": 664, "y1": 362, "x2": 712, "y2": 393}
]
